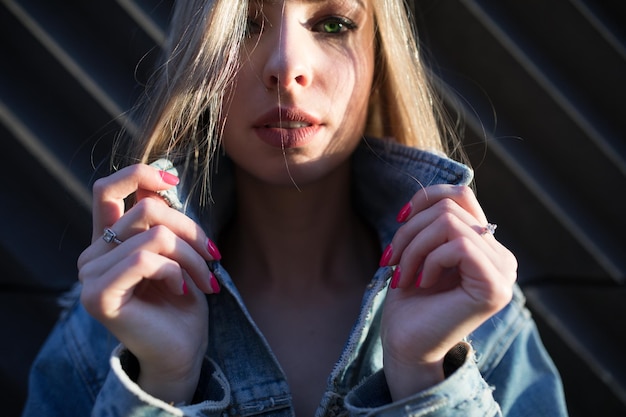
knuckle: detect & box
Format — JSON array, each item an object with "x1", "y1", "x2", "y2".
[
  {"x1": 147, "y1": 225, "x2": 176, "y2": 250},
  {"x1": 79, "y1": 281, "x2": 104, "y2": 317},
  {"x1": 133, "y1": 197, "x2": 158, "y2": 217},
  {"x1": 507, "y1": 255, "x2": 519, "y2": 278},
  {"x1": 129, "y1": 249, "x2": 165, "y2": 271},
  {"x1": 455, "y1": 185, "x2": 474, "y2": 201},
  {"x1": 497, "y1": 248, "x2": 519, "y2": 283},
  {"x1": 93, "y1": 165, "x2": 145, "y2": 197},
  {"x1": 149, "y1": 224, "x2": 170, "y2": 239},
  {"x1": 76, "y1": 248, "x2": 91, "y2": 270},
  {"x1": 124, "y1": 164, "x2": 143, "y2": 179},
  {"x1": 453, "y1": 235, "x2": 474, "y2": 254},
  {"x1": 495, "y1": 283, "x2": 514, "y2": 308},
  {"x1": 395, "y1": 222, "x2": 409, "y2": 240},
  {"x1": 437, "y1": 210, "x2": 460, "y2": 229},
  {"x1": 77, "y1": 256, "x2": 100, "y2": 284},
  {"x1": 435, "y1": 198, "x2": 457, "y2": 215},
  {"x1": 77, "y1": 263, "x2": 92, "y2": 283},
  {"x1": 481, "y1": 281, "x2": 513, "y2": 312},
  {"x1": 394, "y1": 220, "x2": 414, "y2": 243},
  {"x1": 92, "y1": 177, "x2": 111, "y2": 198},
  {"x1": 508, "y1": 252, "x2": 519, "y2": 270},
  {"x1": 128, "y1": 250, "x2": 150, "y2": 266}
]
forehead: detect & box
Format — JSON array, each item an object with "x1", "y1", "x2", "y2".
[{"x1": 257, "y1": 0, "x2": 367, "y2": 8}]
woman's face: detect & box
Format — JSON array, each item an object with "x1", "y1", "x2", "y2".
[{"x1": 222, "y1": 0, "x2": 375, "y2": 187}]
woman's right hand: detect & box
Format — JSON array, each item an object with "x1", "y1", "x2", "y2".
[{"x1": 77, "y1": 164, "x2": 221, "y2": 404}]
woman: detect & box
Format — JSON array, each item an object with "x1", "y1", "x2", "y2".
[{"x1": 23, "y1": 0, "x2": 568, "y2": 416}]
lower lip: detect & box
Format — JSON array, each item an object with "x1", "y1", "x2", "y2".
[{"x1": 253, "y1": 125, "x2": 321, "y2": 149}]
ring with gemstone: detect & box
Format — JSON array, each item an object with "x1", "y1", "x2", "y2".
[
  {"x1": 480, "y1": 223, "x2": 497, "y2": 236},
  {"x1": 102, "y1": 228, "x2": 123, "y2": 245}
]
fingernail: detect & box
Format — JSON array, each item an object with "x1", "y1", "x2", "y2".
[
  {"x1": 159, "y1": 170, "x2": 180, "y2": 186},
  {"x1": 396, "y1": 201, "x2": 412, "y2": 223},
  {"x1": 390, "y1": 266, "x2": 401, "y2": 289},
  {"x1": 379, "y1": 244, "x2": 393, "y2": 267},
  {"x1": 207, "y1": 238, "x2": 222, "y2": 260},
  {"x1": 182, "y1": 280, "x2": 188, "y2": 295},
  {"x1": 209, "y1": 273, "x2": 221, "y2": 294},
  {"x1": 415, "y1": 270, "x2": 423, "y2": 288}
]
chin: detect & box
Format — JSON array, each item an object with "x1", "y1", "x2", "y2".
[
  {"x1": 243, "y1": 156, "x2": 348, "y2": 189},
  {"x1": 259, "y1": 167, "x2": 326, "y2": 188}
]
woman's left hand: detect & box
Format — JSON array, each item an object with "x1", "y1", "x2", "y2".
[{"x1": 379, "y1": 184, "x2": 518, "y2": 400}]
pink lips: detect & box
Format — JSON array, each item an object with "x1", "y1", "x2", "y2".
[{"x1": 253, "y1": 107, "x2": 322, "y2": 148}]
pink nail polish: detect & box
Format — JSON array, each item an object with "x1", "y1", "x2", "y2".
[
  {"x1": 396, "y1": 202, "x2": 412, "y2": 223},
  {"x1": 182, "y1": 280, "x2": 188, "y2": 295},
  {"x1": 159, "y1": 170, "x2": 180, "y2": 186},
  {"x1": 415, "y1": 271, "x2": 423, "y2": 288},
  {"x1": 209, "y1": 273, "x2": 221, "y2": 294},
  {"x1": 390, "y1": 266, "x2": 401, "y2": 289},
  {"x1": 379, "y1": 244, "x2": 393, "y2": 267},
  {"x1": 207, "y1": 239, "x2": 222, "y2": 260}
]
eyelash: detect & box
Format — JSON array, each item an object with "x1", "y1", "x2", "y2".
[
  {"x1": 312, "y1": 16, "x2": 358, "y2": 35},
  {"x1": 245, "y1": 16, "x2": 264, "y2": 37},
  {"x1": 245, "y1": 15, "x2": 358, "y2": 37}
]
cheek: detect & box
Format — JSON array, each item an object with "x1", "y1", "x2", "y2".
[
  {"x1": 323, "y1": 61, "x2": 367, "y2": 104},
  {"x1": 227, "y1": 74, "x2": 252, "y2": 110},
  {"x1": 328, "y1": 56, "x2": 373, "y2": 128},
  {"x1": 325, "y1": 40, "x2": 374, "y2": 105},
  {"x1": 226, "y1": 54, "x2": 260, "y2": 102},
  {"x1": 222, "y1": 65, "x2": 256, "y2": 136}
]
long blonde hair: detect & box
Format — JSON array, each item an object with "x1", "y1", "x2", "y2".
[{"x1": 115, "y1": 0, "x2": 462, "y2": 200}]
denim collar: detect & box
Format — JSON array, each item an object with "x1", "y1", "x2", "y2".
[
  {"x1": 350, "y1": 137, "x2": 473, "y2": 247},
  {"x1": 183, "y1": 136, "x2": 473, "y2": 248},
  {"x1": 176, "y1": 137, "x2": 474, "y2": 408}
]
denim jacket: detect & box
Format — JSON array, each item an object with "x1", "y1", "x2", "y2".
[{"x1": 22, "y1": 137, "x2": 568, "y2": 417}]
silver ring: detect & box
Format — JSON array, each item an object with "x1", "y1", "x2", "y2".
[
  {"x1": 480, "y1": 223, "x2": 497, "y2": 236},
  {"x1": 102, "y1": 228, "x2": 123, "y2": 245}
]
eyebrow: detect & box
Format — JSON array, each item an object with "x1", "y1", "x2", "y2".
[
  {"x1": 294, "y1": 0, "x2": 366, "y2": 9},
  {"x1": 343, "y1": 0, "x2": 365, "y2": 9}
]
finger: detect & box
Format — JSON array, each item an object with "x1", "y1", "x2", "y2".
[
  {"x1": 397, "y1": 185, "x2": 488, "y2": 227},
  {"x1": 136, "y1": 188, "x2": 174, "y2": 209},
  {"x1": 81, "y1": 251, "x2": 186, "y2": 319},
  {"x1": 420, "y1": 239, "x2": 514, "y2": 312},
  {"x1": 393, "y1": 214, "x2": 497, "y2": 288},
  {"x1": 386, "y1": 197, "x2": 494, "y2": 268},
  {"x1": 80, "y1": 198, "x2": 218, "y2": 269},
  {"x1": 80, "y1": 225, "x2": 216, "y2": 294},
  {"x1": 91, "y1": 164, "x2": 180, "y2": 241}
]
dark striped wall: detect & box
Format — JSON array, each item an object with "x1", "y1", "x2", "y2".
[{"x1": 1, "y1": 0, "x2": 624, "y2": 415}]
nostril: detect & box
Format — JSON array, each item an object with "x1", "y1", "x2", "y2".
[
  {"x1": 268, "y1": 74, "x2": 280, "y2": 86},
  {"x1": 264, "y1": 66, "x2": 309, "y2": 90}
]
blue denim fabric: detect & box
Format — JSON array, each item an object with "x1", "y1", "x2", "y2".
[{"x1": 22, "y1": 137, "x2": 568, "y2": 416}]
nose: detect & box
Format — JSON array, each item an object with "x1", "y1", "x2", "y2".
[{"x1": 261, "y1": 19, "x2": 313, "y2": 91}]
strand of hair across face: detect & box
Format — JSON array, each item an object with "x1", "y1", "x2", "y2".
[{"x1": 278, "y1": 0, "x2": 302, "y2": 192}]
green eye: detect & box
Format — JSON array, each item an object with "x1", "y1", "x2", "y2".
[
  {"x1": 323, "y1": 21, "x2": 343, "y2": 33},
  {"x1": 314, "y1": 17, "x2": 356, "y2": 34}
]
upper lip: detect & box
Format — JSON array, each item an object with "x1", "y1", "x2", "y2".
[{"x1": 253, "y1": 107, "x2": 322, "y2": 129}]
